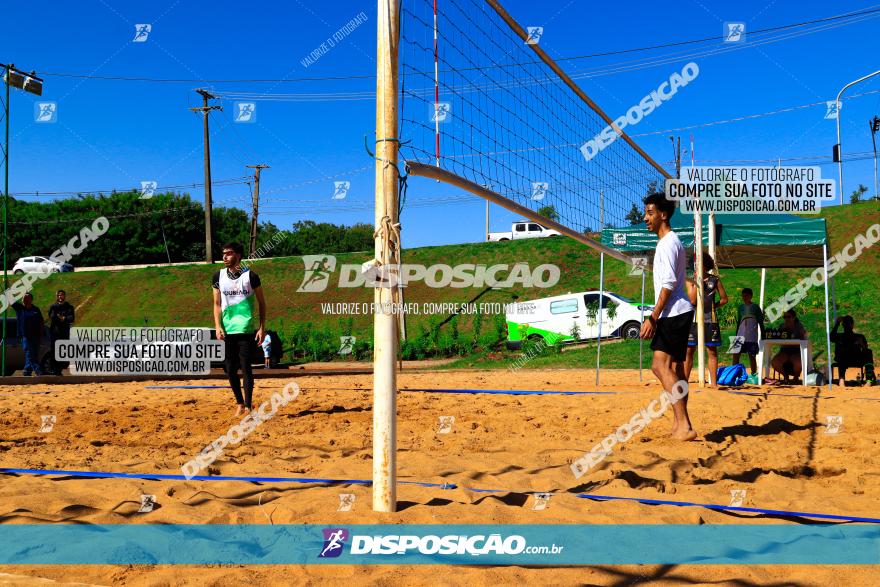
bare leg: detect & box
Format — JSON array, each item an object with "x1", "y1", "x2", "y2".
[
  {"x1": 732, "y1": 352, "x2": 741, "y2": 367},
  {"x1": 652, "y1": 351, "x2": 696, "y2": 440},
  {"x1": 708, "y1": 348, "x2": 718, "y2": 387},
  {"x1": 684, "y1": 346, "x2": 695, "y2": 382},
  {"x1": 748, "y1": 354, "x2": 758, "y2": 375}
]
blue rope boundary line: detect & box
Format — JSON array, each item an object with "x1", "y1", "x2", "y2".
[
  {"x1": 576, "y1": 493, "x2": 880, "y2": 524},
  {"x1": 140, "y1": 385, "x2": 880, "y2": 400},
  {"x1": 2, "y1": 466, "x2": 879, "y2": 524},
  {"x1": 0, "y1": 468, "x2": 455, "y2": 489},
  {"x1": 143, "y1": 385, "x2": 621, "y2": 396}
]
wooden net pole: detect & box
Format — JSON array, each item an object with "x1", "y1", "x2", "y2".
[{"x1": 373, "y1": 0, "x2": 400, "y2": 512}]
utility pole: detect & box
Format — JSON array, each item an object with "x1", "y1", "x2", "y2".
[
  {"x1": 1, "y1": 63, "x2": 42, "y2": 377},
  {"x1": 246, "y1": 164, "x2": 270, "y2": 257},
  {"x1": 190, "y1": 89, "x2": 221, "y2": 263}
]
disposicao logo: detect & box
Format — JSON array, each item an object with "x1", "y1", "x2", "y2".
[{"x1": 319, "y1": 528, "x2": 349, "y2": 558}]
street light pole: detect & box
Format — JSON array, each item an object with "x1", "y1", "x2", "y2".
[
  {"x1": 871, "y1": 116, "x2": 880, "y2": 200},
  {"x1": 2, "y1": 66, "x2": 8, "y2": 377},
  {"x1": 1, "y1": 63, "x2": 43, "y2": 377},
  {"x1": 834, "y1": 69, "x2": 880, "y2": 206}
]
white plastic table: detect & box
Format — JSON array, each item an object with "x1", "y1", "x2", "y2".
[{"x1": 757, "y1": 339, "x2": 812, "y2": 385}]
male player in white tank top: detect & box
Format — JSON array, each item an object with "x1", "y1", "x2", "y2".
[{"x1": 212, "y1": 242, "x2": 267, "y2": 415}]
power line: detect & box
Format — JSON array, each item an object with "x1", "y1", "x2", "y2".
[
  {"x1": 10, "y1": 177, "x2": 250, "y2": 197},
  {"x1": 32, "y1": 6, "x2": 879, "y2": 86},
  {"x1": 213, "y1": 9, "x2": 880, "y2": 104},
  {"x1": 8, "y1": 203, "x2": 205, "y2": 225}
]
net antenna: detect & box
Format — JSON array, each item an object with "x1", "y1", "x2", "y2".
[{"x1": 400, "y1": 0, "x2": 672, "y2": 263}]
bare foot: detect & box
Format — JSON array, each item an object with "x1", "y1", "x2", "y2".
[
  {"x1": 235, "y1": 405, "x2": 244, "y2": 417},
  {"x1": 671, "y1": 423, "x2": 698, "y2": 441},
  {"x1": 243, "y1": 407, "x2": 252, "y2": 416}
]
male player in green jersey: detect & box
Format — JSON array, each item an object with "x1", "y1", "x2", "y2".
[{"x1": 212, "y1": 242, "x2": 267, "y2": 415}]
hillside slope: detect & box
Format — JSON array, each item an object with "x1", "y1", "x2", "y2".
[{"x1": 14, "y1": 201, "x2": 880, "y2": 364}]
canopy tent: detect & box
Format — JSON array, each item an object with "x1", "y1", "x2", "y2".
[
  {"x1": 597, "y1": 212, "x2": 833, "y2": 390},
  {"x1": 600, "y1": 213, "x2": 828, "y2": 269}
]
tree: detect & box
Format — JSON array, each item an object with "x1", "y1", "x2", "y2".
[
  {"x1": 537, "y1": 205, "x2": 559, "y2": 222},
  {"x1": 625, "y1": 203, "x2": 643, "y2": 225},
  {"x1": 851, "y1": 183, "x2": 868, "y2": 204}
]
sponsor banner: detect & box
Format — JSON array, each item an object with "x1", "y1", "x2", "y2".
[
  {"x1": 1, "y1": 524, "x2": 879, "y2": 564},
  {"x1": 665, "y1": 166, "x2": 835, "y2": 215},
  {"x1": 59, "y1": 328, "x2": 223, "y2": 375}
]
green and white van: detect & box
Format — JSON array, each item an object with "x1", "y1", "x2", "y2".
[{"x1": 506, "y1": 291, "x2": 653, "y2": 350}]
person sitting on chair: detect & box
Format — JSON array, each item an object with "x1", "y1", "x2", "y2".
[
  {"x1": 770, "y1": 309, "x2": 808, "y2": 384},
  {"x1": 831, "y1": 315, "x2": 875, "y2": 385}
]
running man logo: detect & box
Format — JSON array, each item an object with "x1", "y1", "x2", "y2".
[
  {"x1": 825, "y1": 415, "x2": 843, "y2": 434},
  {"x1": 39, "y1": 415, "x2": 56, "y2": 433},
  {"x1": 431, "y1": 102, "x2": 451, "y2": 123},
  {"x1": 133, "y1": 24, "x2": 152, "y2": 42},
  {"x1": 332, "y1": 181, "x2": 350, "y2": 200},
  {"x1": 319, "y1": 528, "x2": 349, "y2": 558},
  {"x1": 531, "y1": 182, "x2": 549, "y2": 201},
  {"x1": 729, "y1": 489, "x2": 747, "y2": 507},
  {"x1": 235, "y1": 102, "x2": 256, "y2": 123},
  {"x1": 337, "y1": 494, "x2": 356, "y2": 512},
  {"x1": 532, "y1": 492, "x2": 552, "y2": 511},
  {"x1": 338, "y1": 336, "x2": 356, "y2": 356},
  {"x1": 140, "y1": 181, "x2": 158, "y2": 199},
  {"x1": 297, "y1": 255, "x2": 337, "y2": 292},
  {"x1": 629, "y1": 257, "x2": 647, "y2": 276},
  {"x1": 825, "y1": 100, "x2": 841, "y2": 120},
  {"x1": 438, "y1": 415, "x2": 455, "y2": 434},
  {"x1": 525, "y1": 26, "x2": 544, "y2": 45},
  {"x1": 34, "y1": 102, "x2": 57, "y2": 123},
  {"x1": 727, "y1": 335, "x2": 745, "y2": 354},
  {"x1": 724, "y1": 22, "x2": 745, "y2": 43},
  {"x1": 138, "y1": 494, "x2": 156, "y2": 513}
]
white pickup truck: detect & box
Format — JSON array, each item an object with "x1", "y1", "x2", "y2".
[{"x1": 488, "y1": 221, "x2": 561, "y2": 241}]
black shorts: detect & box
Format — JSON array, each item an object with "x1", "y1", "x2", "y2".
[
  {"x1": 651, "y1": 311, "x2": 694, "y2": 362},
  {"x1": 688, "y1": 322, "x2": 721, "y2": 346}
]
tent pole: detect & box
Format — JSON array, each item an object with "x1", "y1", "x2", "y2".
[
  {"x1": 596, "y1": 252, "x2": 604, "y2": 387},
  {"x1": 707, "y1": 213, "x2": 717, "y2": 262},
  {"x1": 823, "y1": 244, "x2": 833, "y2": 391},
  {"x1": 831, "y1": 275, "x2": 838, "y2": 323},
  {"x1": 759, "y1": 268, "x2": 766, "y2": 308},
  {"x1": 639, "y1": 268, "x2": 645, "y2": 382},
  {"x1": 694, "y1": 213, "x2": 705, "y2": 387}
]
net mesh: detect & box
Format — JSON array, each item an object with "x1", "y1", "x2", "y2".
[{"x1": 399, "y1": 0, "x2": 670, "y2": 232}]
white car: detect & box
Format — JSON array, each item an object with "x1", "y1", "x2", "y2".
[
  {"x1": 488, "y1": 221, "x2": 561, "y2": 241},
  {"x1": 12, "y1": 256, "x2": 74, "y2": 274},
  {"x1": 506, "y1": 290, "x2": 653, "y2": 349}
]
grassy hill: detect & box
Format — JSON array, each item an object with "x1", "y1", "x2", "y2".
[{"x1": 14, "y1": 200, "x2": 880, "y2": 370}]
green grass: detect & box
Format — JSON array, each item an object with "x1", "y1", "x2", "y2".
[{"x1": 13, "y1": 200, "x2": 880, "y2": 370}]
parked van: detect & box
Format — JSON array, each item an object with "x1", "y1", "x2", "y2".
[{"x1": 505, "y1": 291, "x2": 652, "y2": 350}]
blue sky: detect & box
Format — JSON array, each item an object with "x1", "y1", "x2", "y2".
[{"x1": 3, "y1": 0, "x2": 879, "y2": 249}]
